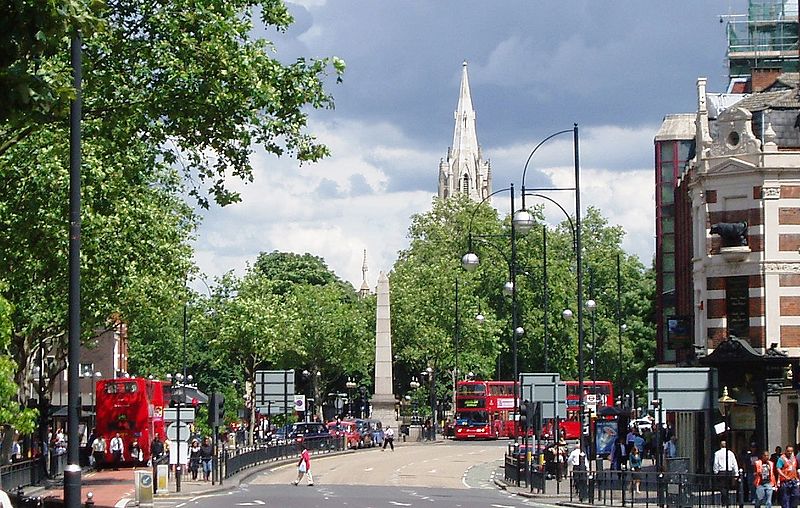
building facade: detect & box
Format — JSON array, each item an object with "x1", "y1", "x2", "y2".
[{"x1": 437, "y1": 62, "x2": 492, "y2": 202}]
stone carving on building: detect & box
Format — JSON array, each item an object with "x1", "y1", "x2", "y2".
[
  {"x1": 710, "y1": 221, "x2": 748, "y2": 247},
  {"x1": 709, "y1": 107, "x2": 761, "y2": 158},
  {"x1": 762, "y1": 186, "x2": 781, "y2": 199},
  {"x1": 764, "y1": 262, "x2": 800, "y2": 273}
]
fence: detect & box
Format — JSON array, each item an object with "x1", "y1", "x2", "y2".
[
  {"x1": 568, "y1": 469, "x2": 745, "y2": 508},
  {"x1": 0, "y1": 458, "x2": 47, "y2": 492},
  {"x1": 223, "y1": 436, "x2": 344, "y2": 479}
]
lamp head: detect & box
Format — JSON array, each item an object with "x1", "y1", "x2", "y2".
[
  {"x1": 512, "y1": 209, "x2": 535, "y2": 235},
  {"x1": 461, "y1": 252, "x2": 479, "y2": 272},
  {"x1": 562, "y1": 309, "x2": 574, "y2": 321},
  {"x1": 515, "y1": 326, "x2": 525, "y2": 337},
  {"x1": 586, "y1": 299, "x2": 596, "y2": 312},
  {"x1": 502, "y1": 281, "x2": 514, "y2": 296},
  {"x1": 476, "y1": 313, "x2": 485, "y2": 324}
]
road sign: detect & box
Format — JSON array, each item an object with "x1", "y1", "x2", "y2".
[
  {"x1": 519, "y1": 372, "x2": 567, "y2": 419},
  {"x1": 163, "y1": 408, "x2": 195, "y2": 423},
  {"x1": 586, "y1": 394, "x2": 597, "y2": 405},
  {"x1": 254, "y1": 369, "x2": 295, "y2": 413},
  {"x1": 294, "y1": 395, "x2": 306, "y2": 412},
  {"x1": 166, "y1": 421, "x2": 191, "y2": 442}
]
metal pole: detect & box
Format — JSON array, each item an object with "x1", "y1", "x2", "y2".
[
  {"x1": 590, "y1": 270, "x2": 596, "y2": 391},
  {"x1": 573, "y1": 124, "x2": 585, "y2": 460},
  {"x1": 65, "y1": 32, "x2": 83, "y2": 508},
  {"x1": 543, "y1": 227, "x2": 548, "y2": 372},
  {"x1": 454, "y1": 277, "x2": 459, "y2": 413},
  {"x1": 617, "y1": 254, "x2": 623, "y2": 394},
  {"x1": 38, "y1": 335, "x2": 48, "y2": 479},
  {"x1": 510, "y1": 183, "x2": 519, "y2": 443}
]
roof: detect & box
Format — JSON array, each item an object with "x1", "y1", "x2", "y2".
[
  {"x1": 655, "y1": 114, "x2": 695, "y2": 141},
  {"x1": 735, "y1": 87, "x2": 800, "y2": 111}
]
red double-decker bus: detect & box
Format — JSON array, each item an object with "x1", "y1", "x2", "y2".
[
  {"x1": 95, "y1": 377, "x2": 166, "y2": 465},
  {"x1": 454, "y1": 380, "x2": 519, "y2": 440},
  {"x1": 555, "y1": 380, "x2": 614, "y2": 440}
]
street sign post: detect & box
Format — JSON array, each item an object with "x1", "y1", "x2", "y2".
[{"x1": 254, "y1": 370, "x2": 295, "y2": 414}]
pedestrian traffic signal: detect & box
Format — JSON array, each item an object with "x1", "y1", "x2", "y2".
[{"x1": 209, "y1": 392, "x2": 225, "y2": 427}]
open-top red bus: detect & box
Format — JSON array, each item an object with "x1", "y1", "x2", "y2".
[
  {"x1": 95, "y1": 377, "x2": 166, "y2": 465},
  {"x1": 454, "y1": 380, "x2": 519, "y2": 440}
]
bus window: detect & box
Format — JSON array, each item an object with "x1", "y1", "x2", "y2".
[
  {"x1": 106, "y1": 383, "x2": 118, "y2": 394},
  {"x1": 125, "y1": 382, "x2": 138, "y2": 393},
  {"x1": 455, "y1": 411, "x2": 489, "y2": 426},
  {"x1": 457, "y1": 384, "x2": 486, "y2": 395}
]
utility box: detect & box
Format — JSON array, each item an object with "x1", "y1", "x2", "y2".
[
  {"x1": 135, "y1": 470, "x2": 154, "y2": 506},
  {"x1": 156, "y1": 464, "x2": 169, "y2": 495}
]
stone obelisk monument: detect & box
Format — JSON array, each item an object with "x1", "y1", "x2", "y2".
[{"x1": 372, "y1": 271, "x2": 396, "y2": 426}]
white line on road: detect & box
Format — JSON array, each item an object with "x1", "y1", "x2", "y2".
[
  {"x1": 114, "y1": 499, "x2": 130, "y2": 508},
  {"x1": 389, "y1": 502, "x2": 412, "y2": 506},
  {"x1": 364, "y1": 467, "x2": 373, "y2": 471},
  {"x1": 490, "y1": 505, "x2": 516, "y2": 508}
]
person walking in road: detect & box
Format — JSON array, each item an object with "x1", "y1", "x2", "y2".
[
  {"x1": 382, "y1": 426, "x2": 395, "y2": 451},
  {"x1": 109, "y1": 432, "x2": 124, "y2": 470},
  {"x1": 293, "y1": 442, "x2": 313, "y2": 486},
  {"x1": 755, "y1": 450, "x2": 777, "y2": 508},
  {"x1": 91, "y1": 434, "x2": 106, "y2": 469},
  {"x1": 777, "y1": 445, "x2": 800, "y2": 508}
]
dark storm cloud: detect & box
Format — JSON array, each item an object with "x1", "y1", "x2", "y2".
[{"x1": 272, "y1": 1, "x2": 743, "y2": 150}]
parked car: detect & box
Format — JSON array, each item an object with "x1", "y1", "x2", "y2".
[
  {"x1": 356, "y1": 418, "x2": 384, "y2": 447},
  {"x1": 327, "y1": 420, "x2": 361, "y2": 449},
  {"x1": 270, "y1": 424, "x2": 293, "y2": 444},
  {"x1": 289, "y1": 422, "x2": 330, "y2": 443}
]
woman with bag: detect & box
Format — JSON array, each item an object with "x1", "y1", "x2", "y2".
[{"x1": 293, "y1": 442, "x2": 313, "y2": 486}]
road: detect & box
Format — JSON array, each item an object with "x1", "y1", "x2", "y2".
[{"x1": 151, "y1": 440, "x2": 554, "y2": 507}]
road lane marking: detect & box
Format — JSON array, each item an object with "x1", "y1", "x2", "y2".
[
  {"x1": 364, "y1": 467, "x2": 373, "y2": 471},
  {"x1": 114, "y1": 499, "x2": 130, "y2": 508},
  {"x1": 389, "y1": 503, "x2": 412, "y2": 506}
]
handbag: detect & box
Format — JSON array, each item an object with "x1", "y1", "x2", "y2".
[{"x1": 299, "y1": 462, "x2": 307, "y2": 473}]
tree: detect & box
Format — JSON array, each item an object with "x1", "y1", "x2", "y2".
[{"x1": 2, "y1": 0, "x2": 345, "y2": 206}]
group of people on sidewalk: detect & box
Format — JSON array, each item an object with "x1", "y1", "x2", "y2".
[{"x1": 713, "y1": 440, "x2": 800, "y2": 508}]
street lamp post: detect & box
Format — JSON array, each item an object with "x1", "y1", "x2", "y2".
[
  {"x1": 91, "y1": 372, "x2": 101, "y2": 432},
  {"x1": 410, "y1": 378, "x2": 420, "y2": 425},
  {"x1": 462, "y1": 183, "x2": 528, "y2": 443},
  {"x1": 517, "y1": 124, "x2": 582, "y2": 457},
  {"x1": 345, "y1": 378, "x2": 356, "y2": 417},
  {"x1": 719, "y1": 387, "x2": 737, "y2": 478}
]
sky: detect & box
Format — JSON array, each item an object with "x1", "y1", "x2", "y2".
[{"x1": 191, "y1": 1, "x2": 748, "y2": 291}]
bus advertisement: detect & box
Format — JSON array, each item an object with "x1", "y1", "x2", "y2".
[{"x1": 95, "y1": 377, "x2": 167, "y2": 465}]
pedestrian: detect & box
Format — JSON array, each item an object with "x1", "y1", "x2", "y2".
[
  {"x1": 611, "y1": 437, "x2": 627, "y2": 471},
  {"x1": 91, "y1": 434, "x2": 106, "y2": 469},
  {"x1": 150, "y1": 435, "x2": 164, "y2": 465},
  {"x1": 777, "y1": 445, "x2": 800, "y2": 508},
  {"x1": 713, "y1": 440, "x2": 740, "y2": 505},
  {"x1": 188, "y1": 439, "x2": 201, "y2": 480},
  {"x1": 109, "y1": 432, "x2": 124, "y2": 470},
  {"x1": 292, "y1": 442, "x2": 313, "y2": 486},
  {"x1": 130, "y1": 440, "x2": 143, "y2": 464},
  {"x1": 629, "y1": 446, "x2": 643, "y2": 493},
  {"x1": 382, "y1": 425, "x2": 395, "y2": 451},
  {"x1": 745, "y1": 442, "x2": 760, "y2": 502},
  {"x1": 755, "y1": 450, "x2": 777, "y2": 508},
  {"x1": 200, "y1": 437, "x2": 213, "y2": 481},
  {"x1": 664, "y1": 435, "x2": 678, "y2": 459},
  {"x1": 568, "y1": 445, "x2": 588, "y2": 471}
]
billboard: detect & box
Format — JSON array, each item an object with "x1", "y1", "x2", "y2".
[{"x1": 647, "y1": 367, "x2": 717, "y2": 411}]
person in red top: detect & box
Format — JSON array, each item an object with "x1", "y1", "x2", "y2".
[
  {"x1": 777, "y1": 446, "x2": 799, "y2": 508},
  {"x1": 292, "y1": 441, "x2": 313, "y2": 486},
  {"x1": 754, "y1": 450, "x2": 777, "y2": 508}
]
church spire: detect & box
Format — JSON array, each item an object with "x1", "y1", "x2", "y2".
[
  {"x1": 438, "y1": 61, "x2": 491, "y2": 201},
  {"x1": 359, "y1": 249, "x2": 370, "y2": 298}
]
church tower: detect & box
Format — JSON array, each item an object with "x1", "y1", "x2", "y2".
[
  {"x1": 438, "y1": 62, "x2": 492, "y2": 201},
  {"x1": 358, "y1": 250, "x2": 370, "y2": 298}
]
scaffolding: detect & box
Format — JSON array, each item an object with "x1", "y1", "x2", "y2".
[{"x1": 726, "y1": 0, "x2": 799, "y2": 77}]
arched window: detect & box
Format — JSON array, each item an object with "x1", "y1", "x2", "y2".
[{"x1": 462, "y1": 174, "x2": 470, "y2": 194}]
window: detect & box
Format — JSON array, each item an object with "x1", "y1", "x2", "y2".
[
  {"x1": 726, "y1": 276, "x2": 750, "y2": 338},
  {"x1": 124, "y1": 382, "x2": 138, "y2": 393},
  {"x1": 662, "y1": 218, "x2": 674, "y2": 234},
  {"x1": 455, "y1": 411, "x2": 489, "y2": 425},
  {"x1": 662, "y1": 273, "x2": 675, "y2": 291},
  {"x1": 678, "y1": 141, "x2": 692, "y2": 162},
  {"x1": 661, "y1": 163, "x2": 675, "y2": 181},
  {"x1": 661, "y1": 185, "x2": 675, "y2": 204},
  {"x1": 105, "y1": 383, "x2": 118, "y2": 394},
  {"x1": 660, "y1": 142, "x2": 675, "y2": 162},
  {"x1": 662, "y1": 254, "x2": 675, "y2": 271},
  {"x1": 457, "y1": 384, "x2": 486, "y2": 395},
  {"x1": 462, "y1": 175, "x2": 469, "y2": 193},
  {"x1": 488, "y1": 384, "x2": 514, "y2": 396},
  {"x1": 662, "y1": 234, "x2": 675, "y2": 253},
  {"x1": 79, "y1": 363, "x2": 94, "y2": 378}
]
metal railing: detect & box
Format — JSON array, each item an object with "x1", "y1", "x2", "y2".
[
  {"x1": 568, "y1": 469, "x2": 745, "y2": 508},
  {"x1": 223, "y1": 436, "x2": 345, "y2": 479},
  {"x1": 0, "y1": 458, "x2": 47, "y2": 492}
]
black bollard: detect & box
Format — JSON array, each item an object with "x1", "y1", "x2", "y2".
[
  {"x1": 84, "y1": 491, "x2": 95, "y2": 508},
  {"x1": 64, "y1": 464, "x2": 82, "y2": 508}
]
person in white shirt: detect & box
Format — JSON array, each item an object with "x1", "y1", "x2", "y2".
[
  {"x1": 568, "y1": 446, "x2": 589, "y2": 471},
  {"x1": 713, "y1": 440, "x2": 740, "y2": 473},
  {"x1": 109, "y1": 433, "x2": 125, "y2": 470},
  {"x1": 382, "y1": 426, "x2": 395, "y2": 451},
  {"x1": 713, "y1": 440, "x2": 739, "y2": 505}
]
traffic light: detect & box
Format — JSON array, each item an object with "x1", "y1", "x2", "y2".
[
  {"x1": 532, "y1": 401, "x2": 542, "y2": 434},
  {"x1": 209, "y1": 392, "x2": 225, "y2": 427},
  {"x1": 519, "y1": 400, "x2": 530, "y2": 429}
]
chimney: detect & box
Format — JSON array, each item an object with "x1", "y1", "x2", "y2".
[{"x1": 751, "y1": 67, "x2": 782, "y2": 92}]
